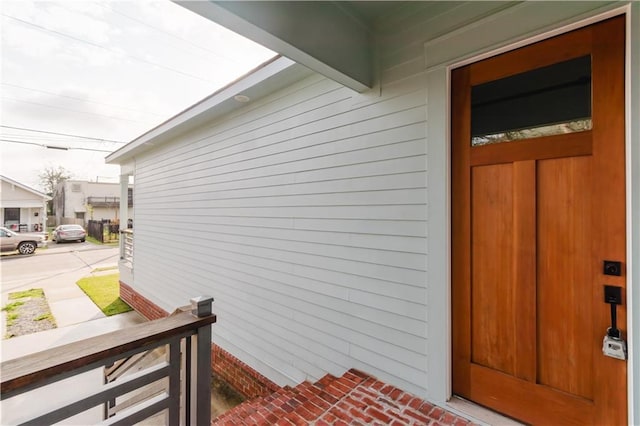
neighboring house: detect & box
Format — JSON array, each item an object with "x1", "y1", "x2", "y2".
[
  {"x1": 53, "y1": 180, "x2": 132, "y2": 226},
  {"x1": 0, "y1": 175, "x2": 50, "y2": 232},
  {"x1": 106, "y1": 2, "x2": 640, "y2": 425}
]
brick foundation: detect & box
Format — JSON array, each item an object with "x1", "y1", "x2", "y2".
[
  {"x1": 212, "y1": 344, "x2": 280, "y2": 399},
  {"x1": 119, "y1": 281, "x2": 169, "y2": 320},
  {"x1": 119, "y1": 281, "x2": 277, "y2": 399}
]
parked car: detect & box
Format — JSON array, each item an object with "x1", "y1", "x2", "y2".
[
  {"x1": 0, "y1": 226, "x2": 47, "y2": 255},
  {"x1": 52, "y1": 224, "x2": 87, "y2": 243}
]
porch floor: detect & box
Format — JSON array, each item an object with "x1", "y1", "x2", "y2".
[{"x1": 212, "y1": 369, "x2": 475, "y2": 426}]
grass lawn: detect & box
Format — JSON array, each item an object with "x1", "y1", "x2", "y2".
[
  {"x1": 9, "y1": 288, "x2": 45, "y2": 299},
  {"x1": 76, "y1": 273, "x2": 132, "y2": 316}
]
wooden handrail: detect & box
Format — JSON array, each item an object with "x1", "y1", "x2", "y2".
[
  {"x1": 1, "y1": 298, "x2": 215, "y2": 426},
  {"x1": 1, "y1": 311, "x2": 215, "y2": 397}
]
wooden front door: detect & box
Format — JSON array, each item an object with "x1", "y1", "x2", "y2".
[{"x1": 451, "y1": 17, "x2": 626, "y2": 425}]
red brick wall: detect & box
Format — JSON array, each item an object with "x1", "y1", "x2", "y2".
[
  {"x1": 119, "y1": 281, "x2": 279, "y2": 399},
  {"x1": 119, "y1": 281, "x2": 168, "y2": 320},
  {"x1": 212, "y1": 344, "x2": 280, "y2": 398}
]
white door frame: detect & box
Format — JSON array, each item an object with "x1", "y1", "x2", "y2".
[{"x1": 424, "y1": 3, "x2": 639, "y2": 424}]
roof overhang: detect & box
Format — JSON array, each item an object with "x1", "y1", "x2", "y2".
[
  {"x1": 106, "y1": 56, "x2": 312, "y2": 165},
  {"x1": 177, "y1": 1, "x2": 376, "y2": 92},
  {"x1": 1, "y1": 201, "x2": 46, "y2": 208},
  {"x1": 0, "y1": 175, "x2": 51, "y2": 201}
]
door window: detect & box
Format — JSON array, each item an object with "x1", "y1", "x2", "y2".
[{"x1": 471, "y1": 55, "x2": 592, "y2": 146}]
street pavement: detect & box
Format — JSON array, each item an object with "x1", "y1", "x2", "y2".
[{"x1": 0, "y1": 241, "x2": 147, "y2": 424}]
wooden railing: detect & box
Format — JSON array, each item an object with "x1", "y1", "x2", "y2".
[
  {"x1": 121, "y1": 229, "x2": 133, "y2": 268},
  {"x1": 0, "y1": 297, "x2": 216, "y2": 426}
]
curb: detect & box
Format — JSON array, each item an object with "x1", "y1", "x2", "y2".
[{"x1": 1, "y1": 244, "x2": 117, "y2": 259}]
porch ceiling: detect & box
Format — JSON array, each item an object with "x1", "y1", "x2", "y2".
[{"x1": 176, "y1": 1, "x2": 437, "y2": 92}]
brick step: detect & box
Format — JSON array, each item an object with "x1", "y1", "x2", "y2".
[
  {"x1": 315, "y1": 371, "x2": 476, "y2": 426},
  {"x1": 212, "y1": 369, "x2": 476, "y2": 426},
  {"x1": 212, "y1": 373, "x2": 346, "y2": 425},
  {"x1": 213, "y1": 385, "x2": 299, "y2": 425}
]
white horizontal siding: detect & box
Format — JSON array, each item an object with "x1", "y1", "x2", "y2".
[
  {"x1": 136, "y1": 109, "x2": 426, "y2": 187},
  {"x1": 135, "y1": 223, "x2": 425, "y2": 272},
  {"x1": 127, "y1": 4, "x2": 455, "y2": 396},
  {"x1": 133, "y1": 236, "x2": 427, "y2": 331}
]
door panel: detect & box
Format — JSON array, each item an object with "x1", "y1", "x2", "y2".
[
  {"x1": 451, "y1": 16, "x2": 626, "y2": 425},
  {"x1": 471, "y1": 164, "x2": 515, "y2": 375},
  {"x1": 537, "y1": 157, "x2": 593, "y2": 399}
]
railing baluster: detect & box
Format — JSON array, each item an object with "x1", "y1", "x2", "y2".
[
  {"x1": 120, "y1": 229, "x2": 134, "y2": 268},
  {"x1": 184, "y1": 335, "x2": 193, "y2": 425},
  {"x1": 168, "y1": 339, "x2": 181, "y2": 425}
]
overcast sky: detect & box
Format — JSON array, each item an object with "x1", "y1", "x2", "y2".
[{"x1": 0, "y1": 0, "x2": 274, "y2": 191}]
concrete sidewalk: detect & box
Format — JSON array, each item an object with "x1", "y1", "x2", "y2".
[
  {"x1": 45, "y1": 263, "x2": 116, "y2": 328},
  {"x1": 0, "y1": 262, "x2": 147, "y2": 425}
]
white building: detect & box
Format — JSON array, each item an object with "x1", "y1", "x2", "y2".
[
  {"x1": 106, "y1": 2, "x2": 640, "y2": 424},
  {"x1": 0, "y1": 175, "x2": 50, "y2": 232},
  {"x1": 53, "y1": 180, "x2": 132, "y2": 226}
]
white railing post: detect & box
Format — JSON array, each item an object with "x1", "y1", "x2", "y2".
[
  {"x1": 118, "y1": 173, "x2": 130, "y2": 261},
  {"x1": 120, "y1": 230, "x2": 133, "y2": 268}
]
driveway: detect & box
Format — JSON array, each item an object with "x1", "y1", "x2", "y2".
[{"x1": 38, "y1": 239, "x2": 116, "y2": 255}]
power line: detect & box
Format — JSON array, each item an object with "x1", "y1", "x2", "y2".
[
  {"x1": 0, "y1": 138, "x2": 114, "y2": 152},
  {"x1": 1, "y1": 96, "x2": 153, "y2": 125},
  {"x1": 1, "y1": 133, "x2": 96, "y2": 144},
  {"x1": 95, "y1": 1, "x2": 243, "y2": 66},
  {"x1": 1, "y1": 132, "x2": 80, "y2": 142},
  {"x1": 1, "y1": 83, "x2": 166, "y2": 118},
  {"x1": 0, "y1": 139, "x2": 43, "y2": 149},
  {"x1": 1, "y1": 13, "x2": 221, "y2": 85},
  {"x1": 0, "y1": 125, "x2": 127, "y2": 143},
  {"x1": 1, "y1": 133, "x2": 121, "y2": 146}
]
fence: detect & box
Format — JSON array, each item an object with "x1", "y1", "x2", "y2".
[{"x1": 87, "y1": 220, "x2": 120, "y2": 243}]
